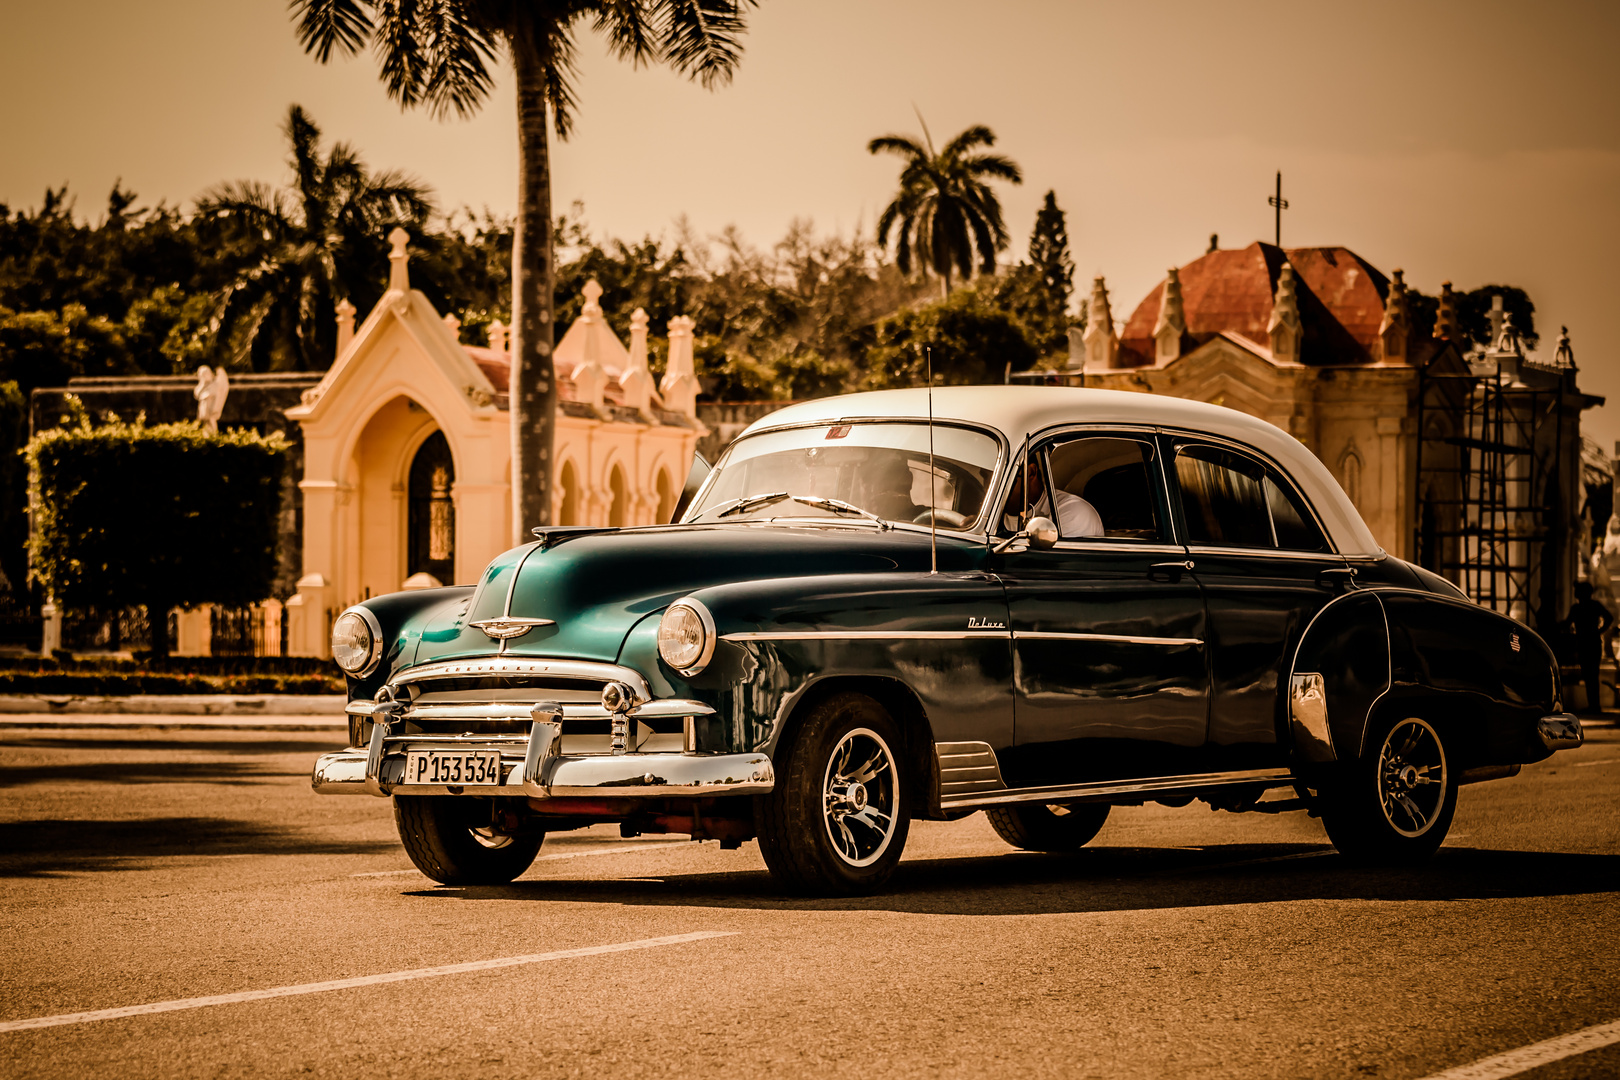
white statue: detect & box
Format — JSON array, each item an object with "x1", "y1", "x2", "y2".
[{"x1": 194, "y1": 365, "x2": 229, "y2": 432}]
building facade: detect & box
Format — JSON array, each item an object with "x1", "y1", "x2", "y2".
[{"x1": 283, "y1": 230, "x2": 704, "y2": 656}]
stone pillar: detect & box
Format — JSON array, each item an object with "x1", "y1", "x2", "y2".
[
  {"x1": 620, "y1": 307, "x2": 654, "y2": 414},
  {"x1": 286, "y1": 573, "x2": 333, "y2": 658},
  {"x1": 1268, "y1": 263, "x2": 1302, "y2": 363},
  {"x1": 661, "y1": 316, "x2": 699, "y2": 417},
  {"x1": 40, "y1": 600, "x2": 61, "y2": 656},
  {"x1": 335, "y1": 298, "x2": 357, "y2": 358},
  {"x1": 1082, "y1": 276, "x2": 1117, "y2": 370},
  {"x1": 1379, "y1": 269, "x2": 1410, "y2": 363},
  {"x1": 1153, "y1": 268, "x2": 1187, "y2": 364}
]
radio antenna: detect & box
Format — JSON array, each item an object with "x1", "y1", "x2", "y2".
[{"x1": 927, "y1": 346, "x2": 937, "y2": 575}]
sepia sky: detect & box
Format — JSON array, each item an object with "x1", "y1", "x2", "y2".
[{"x1": 2, "y1": 0, "x2": 1618, "y2": 444}]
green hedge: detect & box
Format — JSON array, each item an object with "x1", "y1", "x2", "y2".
[
  {"x1": 0, "y1": 670, "x2": 342, "y2": 696},
  {"x1": 26, "y1": 410, "x2": 288, "y2": 650}
]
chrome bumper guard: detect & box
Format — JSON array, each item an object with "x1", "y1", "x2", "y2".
[
  {"x1": 1537, "y1": 713, "x2": 1584, "y2": 753},
  {"x1": 313, "y1": 711, "x2": 774, "y2": 800}
]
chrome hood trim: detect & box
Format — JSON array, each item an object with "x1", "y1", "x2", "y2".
[{"x1": 391, "y1": 657, "x2": 653, "y2": 699}]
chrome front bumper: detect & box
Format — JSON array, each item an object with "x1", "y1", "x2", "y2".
[{"x1": 312, "y1": 719, "x2": 774, "y2": 799}]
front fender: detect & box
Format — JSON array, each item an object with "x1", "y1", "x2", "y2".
[
  {"x1": 617, "y1": 571, "x2": 1013, "y2": 757},
  {"x1": 343, "y1": 586, "x2": 475, "y2": 703}
]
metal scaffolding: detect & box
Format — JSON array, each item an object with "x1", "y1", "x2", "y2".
[{"x1": 1415, "y1": 342, "x2": 1574, "y2": 633}]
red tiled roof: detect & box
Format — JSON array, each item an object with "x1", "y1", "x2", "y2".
[
  {"x1": 1119, "y1": 242, "x2": 1391, "y2": 367},
  {"x1": 463, "y1": 346, "x2": 510, "y2": 392}
]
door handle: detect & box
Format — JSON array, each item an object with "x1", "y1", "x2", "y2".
[
  {"x1": 1150, "y1": 560, "x2": 1194, "y2": 582},
  {"x1": 1318, "y1": 566, "x2": 1358, "y2": 589}
]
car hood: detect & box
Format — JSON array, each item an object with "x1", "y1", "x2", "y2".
[{"x1": 410, "y1": 524, "x2": 957, "y2": 666}]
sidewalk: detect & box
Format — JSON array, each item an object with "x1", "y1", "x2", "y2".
[{"x1": 0, "y1": 694, "x2": 346, "y2": 731}]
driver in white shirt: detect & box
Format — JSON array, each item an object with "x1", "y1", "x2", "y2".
[{"x1": 1003, "y1": 458, "x2": 1103, "y2": 538}]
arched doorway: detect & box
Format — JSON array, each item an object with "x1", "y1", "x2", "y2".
[
  {"x1": 655, "y1": 468, "x2": 675, "y2": 523},
  {"x1": 408, "y1": 431, "x2": 455, "y2": 585},
  {"x1": 608, "y1": 464, "x2": 628, "y2": 527},
  {"x1": 559, "y1": 460, "x2": 579, "y2": 525}
]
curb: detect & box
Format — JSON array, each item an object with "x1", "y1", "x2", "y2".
[
  {"x1": 0, "y1": 694, "x2": 346, "y2": 717},
  {"x1": 0, "y1": 716, "x2": 346, "y2": 731}
]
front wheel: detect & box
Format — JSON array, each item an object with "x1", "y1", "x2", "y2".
[
  {"x1": 394, "y1": 796, "x2": 543, "y2": 885},
  {"x1": 1320, "y1": 716, "x2": 1457, "y2": 864},
  {"x1": 755, "y1": 692, "x2": 910, "y2": 896}
]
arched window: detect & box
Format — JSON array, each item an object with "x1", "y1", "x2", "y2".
[
  {"x1": 608, "y1": 465, "x2": 628, "y2": 527},
  {"x1": 1340, "y1": 446, "x2": 1364, "y2": 510},
  {"x1": 559, "y1": 460, "x2": 579, "y2": 526},
  {"x1": 407, "y1": 430, "x2": 455, "y2": 585},
  {"x1": 655, "y1": 469, "x2": 675, "y2": 523}
]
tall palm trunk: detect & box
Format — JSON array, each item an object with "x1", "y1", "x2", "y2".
[{"x1": 510, "y1": 36, "x2": 557, "y2": 543}]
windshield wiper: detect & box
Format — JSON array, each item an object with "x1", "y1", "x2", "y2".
[
  {"x1": 786, "y1": 495, "x2": 891, "y2": 529},
  {"x1": 711, "y1": 491, "x2": 791, "y2": 519}
]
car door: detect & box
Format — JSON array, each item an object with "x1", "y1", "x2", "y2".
[
  {"x1": 1164, "y1": 436, "x2": 1353, "y2": 774},
  {"x1": 993, "y1": 432, "x2": 1211, "y2": 787}
]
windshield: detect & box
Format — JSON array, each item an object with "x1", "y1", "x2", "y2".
[{"x1": 684, "y1": 422, "x2": 1002, "y2": 528}]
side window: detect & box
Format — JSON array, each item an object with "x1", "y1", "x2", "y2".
[
  {"x1": 1174, "y1": 444, "x2": 1328, "y2": 552},
  {"x1": 1045, "y1": 437, "x2": 1166, "y2": 541}
]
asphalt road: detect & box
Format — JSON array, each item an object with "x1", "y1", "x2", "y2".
[{"x1": 1, "y1": 722, "x2": 1616, "y2": 1080}]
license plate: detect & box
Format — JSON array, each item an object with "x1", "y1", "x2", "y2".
[{"x1": 402, "y1": 750, "x2": 503, "y2": 786}]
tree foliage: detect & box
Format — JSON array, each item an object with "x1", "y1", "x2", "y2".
[
  {"x1": 869, "y1": 121, "x2": 1022, "y2": 295},
  {"x1": 197, "y1": 105, "x2": 434, "y2": 372},
  {"x1": 865, "y1": 285, "x2": 1038, "y2": 388},
  {"x1": 26, "y1": 414, "x2": 288, "y2": 654}
]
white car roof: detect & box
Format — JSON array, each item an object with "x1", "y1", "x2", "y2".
[{"x1": 739, "y1": 386, "x2": 1382, "y2": 557}]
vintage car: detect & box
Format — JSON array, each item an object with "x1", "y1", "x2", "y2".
[{"x1": 313, "y1": 387, "x2": 1584, "y2": 895}]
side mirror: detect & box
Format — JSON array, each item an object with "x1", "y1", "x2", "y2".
[
  {"x1": 1026, "y1": 516, "x2": 1058, "y2": 550},
  {"x1": 991, "y1": 515, "x2": 1060, "y2": 554}
]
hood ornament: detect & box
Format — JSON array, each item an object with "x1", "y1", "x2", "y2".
[{"x1": 470, "y1": 617, "x2": 556, "y2": 641}]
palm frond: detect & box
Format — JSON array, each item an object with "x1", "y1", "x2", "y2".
[
  {"x1": 962, "y1": 152, "x2": 1023, "y2": 185},
  {"x1": 594, "y1": 0, "x2": 656, "y2": 65},
  {"x1": 374, "y1": 0, "x2": 429, "y2": 107},
  {"x1": 965, "y1": 207, "x2": 997, "y2": 273},
  {"x1": 940, "y1": 124, "x2": 996, "y2": 160},
  {"x1": 420, "y1": 1, "x2": 500, "y2": 119},
  {"x1": 656, "y1": 0, "x2": 752, "y2": 87},
  {"x1": 868, "y1": 134, "x2": 926, "y2": 160},
  {"x1": 291, "y1": 0, "x2": 374, "y2": 62},
  {"x1": 540, "y1": 24, "x2": 581, "y2": 137}
]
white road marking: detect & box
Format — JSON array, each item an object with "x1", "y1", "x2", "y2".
[
  {"x1": 0, "y1": 932, "x2": 737, "y2": 1035},
  {"x1": 351, "y1": 839, "x2": 689, "y2": 877},
  {"x1": 1571, "y1": 758, "x2": 1620, "y2": 768},
  {"x1": 1416, "y1": 1017, "x2": 1620, "y2": 1079}
]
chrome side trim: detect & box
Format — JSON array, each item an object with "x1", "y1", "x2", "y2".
[
  {"x1": 939, "y1": 767, "x2": 1295, "y2": 809},
  {"x1": 934, "y1": 740, "x2": 1008, "y2": 796},
  {"x1": 1537, "y1": 713, "x2": 1584, "y2": 752},
  {"x1": 1288, "y1": 672, "x2": 1335, "y2": 764},
  {"x1": 1013, "y1": 631, "x2": 1203, "y2": 646},
  {"x1": 390, "y1": 657, "x2": 653, "y2": 698},
  {"x1": 722, "y1": 630, "x2": 1012, "y2": 641}
]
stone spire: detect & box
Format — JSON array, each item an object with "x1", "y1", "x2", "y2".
[
  {"x1": 1434, "y1": 281, "x2": 1457, "y2": 340},
  {"x1": 1267, "y1": 262, "x2": 1302, "y2": 363},
  {"x1": 335, "y1": 298, "x2": 357, "y2": 358},
  {"x1": 443, "y1": 312, "x2": 461, "y2": 338},
  {"x1": 1081, "y1": 276, "x2": 1117, "y2": 370},
  {"x1": 568, "y1": 280, "x2": 609, "y2": 410},
  {"x1": 486, "y1": 319, "x2": 507, "y2": 353},
  {"x1": 618, "y1": 307, "x2": 654, "y2": 414},
  {"x1": 1378, "y1": 268, "x2": 1410, "y2": 362},
  {"x1": 387, "y1": 227, "x2": 410, "y2": 293},
  {"x1": 1153, "y1": 268, "x2": 1187, "y2": 364},
  {"x1": 661, "y1": 315, "x2": 699, "y2": 417},
  {"x1": 1489, "y1": 294, "x2": 1506, "y2": 346}
]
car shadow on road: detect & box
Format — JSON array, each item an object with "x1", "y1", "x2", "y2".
[
  {"x1": 0, "y1": 816, "x2": 398, "y2": 878},
  {"x1": 404, "y1": 844, "x2": 1620, "y2": 916},
  {"x1": 0, "y1": 736, "x2": 345, "y2": 756}
]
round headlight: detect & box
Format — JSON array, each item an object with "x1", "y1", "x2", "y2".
[
  {"x1": 658, "y1": 599, "x2": 715, "y2": 675},
  {"x1": 331, "y1": 610, "x2": 378, "y2": 676}
]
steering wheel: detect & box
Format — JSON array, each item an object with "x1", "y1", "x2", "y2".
[{"x1": 912, "y1": 508, "x2": 970, "y2": 528}]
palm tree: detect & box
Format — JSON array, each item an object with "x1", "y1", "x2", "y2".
[
  {"x1": 199, "y1": 105, "x2": 433, "y2": 372},
  {"x1": 289, "y1": 0, "x2": 757, "y2": 539},
  {"x1": 869, "y1": 121, "x2": 1023, "y2": 299}
]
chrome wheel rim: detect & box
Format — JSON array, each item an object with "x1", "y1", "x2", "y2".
[
  {"x1": 1377, "y1": 718, "x2": 1447, "y2": 837},
  {"x1": 822, "y1": 727, "x2": 899, "y2": 867}
]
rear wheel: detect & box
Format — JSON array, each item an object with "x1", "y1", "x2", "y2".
[
  {"x1": 1321, "y1": 716, "x2": 1457, "y2": 864},
  {"x1": 756, "y1": 692, "x2": 910, "y2": 896},
  {"x1": 987, "y1": 802, "x2": 1110, "y2": 852},
  {"x1": 394, "y1": 796, "x2": 543, "y2": 885}
]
